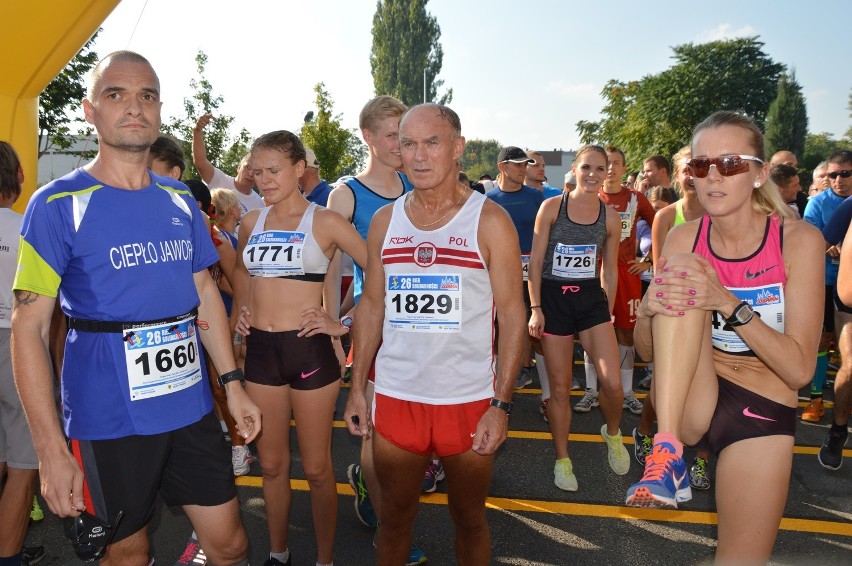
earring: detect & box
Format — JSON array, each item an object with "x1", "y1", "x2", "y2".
[{"x1": 753, "y1": 181, "x2": 761, "y2": 188}]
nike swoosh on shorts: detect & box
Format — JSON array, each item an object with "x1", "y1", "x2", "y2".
[
  {"x1": 301, "y1": 368, "x2": 320, "y2": 379},
  {"x1": 742, "y1": 406, "x2": 776, "y2": 422}
]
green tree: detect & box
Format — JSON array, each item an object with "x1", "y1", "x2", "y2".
[
  {"x1": 764, "y1": 69, "x2": 808, "y2": 159},
  {"x1": 162, "y1": 51, "x2": 248, "y2": 178},
  {"x1": 38, "y1": 31, "x2": 100, "y2": 158},
  {"x1": 370, "y1": 0, "x2": 452, "y2": 106},
  {"x1": 299, "y1": 83, "x2": 365, "y2": 181},
  {"x1": 460, "y1": 139, "x2": 501, "y2": 181},
  {"x1": 578, "y1": 37, "x2": 784, "y2": 171}
]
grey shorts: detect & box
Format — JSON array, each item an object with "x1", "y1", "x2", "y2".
[{"x1": 0, "y1": 328, "x2": 39, "y2": 469}]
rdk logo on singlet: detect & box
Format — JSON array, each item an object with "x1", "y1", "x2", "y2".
[
  {"x1": 390, "y1": 236, "x2": 414, "y2": 244},
  {"x1": 414, "y1": 243, "x2": 437, "y2": 267}
]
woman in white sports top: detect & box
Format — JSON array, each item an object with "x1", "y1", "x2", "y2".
[{"x1": 232, "y1": 130, "x2": 366, "y2": 566}]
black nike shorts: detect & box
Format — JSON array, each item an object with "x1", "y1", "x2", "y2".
[{"x1": 245, "y1": 328, "x2": 339, "y2": 390}]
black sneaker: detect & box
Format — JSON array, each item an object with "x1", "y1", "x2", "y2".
[
  {"x1": 264, "y1": 555, "x2": 292, "y2": 566},
  {"x1": 818, "y1": 427, "x2": 848, "y2": 471},
  {"x1": 22, "y1": 546, "x2": 45, "y2": 566}
]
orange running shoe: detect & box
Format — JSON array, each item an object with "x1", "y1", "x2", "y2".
[{"x1": 801, "y1": 397, "x2": 825, "y2": 423}]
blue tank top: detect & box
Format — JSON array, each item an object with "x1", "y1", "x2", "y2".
[{"x1": 346, "y1": 172, "x2": 413, "y2": 301}]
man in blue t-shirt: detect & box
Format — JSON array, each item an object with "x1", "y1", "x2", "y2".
[
  {"x1": 487, "y1": 146, "x2": 544, "y2": 389},
  {"x1": 11, "y1": 51, "x2": 259, "y2": 565}
]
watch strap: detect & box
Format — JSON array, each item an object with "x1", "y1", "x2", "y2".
[
  {"x1": 490, "y1": 398, "x2": 513, "y2": 415},
  {"x1": 218, "y1": 368, "x2": 245, "y2": 387}
]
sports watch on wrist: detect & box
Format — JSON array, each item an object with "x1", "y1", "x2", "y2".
[
  {"x1": 490, "y1": 398, "x2": 513, "y2": 415},
  {"x1": 340, "y1": 315, "x2": 353, "y2": 329},
  {"x1": 217, "y1": 368, "x2": 245, "y2": 387},
  {"x1": 725, "y1": 301, "x2": 754, "y2": 327}
]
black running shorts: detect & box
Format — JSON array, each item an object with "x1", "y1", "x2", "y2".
[{"x1": 71, "y1": 411, "x2": 235, "y2": 543}]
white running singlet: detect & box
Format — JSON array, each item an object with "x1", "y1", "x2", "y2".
[{"x1": 375, "y1": 191, "x2": 496, "y2": 405}]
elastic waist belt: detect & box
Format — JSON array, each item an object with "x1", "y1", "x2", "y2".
[{"x1": 68, "y1": 307, "x2": 198, "y2": 333}]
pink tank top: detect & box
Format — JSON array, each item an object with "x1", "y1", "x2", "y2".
[{"x1": 692, "y1": 215, "x2": 786, "y2": 355}]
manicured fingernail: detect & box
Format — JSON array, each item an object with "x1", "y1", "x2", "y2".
[
  {"x1": 687, "y1": 300, "x2": 695, "y2": 306},
  {"x1": 654, "y1": 278, "x2": 663, "y2": 284},
  {"x1": 666, "y1": 305, "x2": 673, "y2": 310},
  {"x1": 689, "y1": 289, "x2": 697, "y2": 296},
  {"x1": 655, "y1": 292, "x2": 664, "y2": 297},
  {"x1": 678, "y1": 311, "x2": 685, "y2": 316},
  {"x1": 680, "y1": 271, "x2": 688, "y2": 277},
  {"x1": 663, "y1": 267, "x2": 670, "y2": 272}
]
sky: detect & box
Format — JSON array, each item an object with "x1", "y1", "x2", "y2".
[{"x1": 91, "y1": 0, "x2": 850, "y2": 155}]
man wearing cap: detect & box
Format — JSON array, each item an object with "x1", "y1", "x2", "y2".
[
  {"x1": 486, "y1": 147, "x2": 544, "y2": 389},
  {"x1": 299, "y1": 146, "x2": 332, "y2": 206}
]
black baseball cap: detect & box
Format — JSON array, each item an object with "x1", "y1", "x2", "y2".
[{"x1": 498, "y1": 146, "x2": 536, "y2": 164}]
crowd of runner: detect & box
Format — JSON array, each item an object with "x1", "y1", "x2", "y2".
[{"x1": 1, "y1": 50, "x2": 850, "y2": 566}]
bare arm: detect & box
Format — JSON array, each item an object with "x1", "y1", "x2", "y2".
[
  {"x1": 838, "y1": 222, "x2": 852, "y2": 306},
  {"x1": 11, "y1": 290, "x2": 84, "y2": 517},
  {"x1": 651, "y1": 204, "x2": 676, "y2": 266},
  {"x1": 474, "y1": 201, "x2": 525, "y2": 455},
  {"x1": 527, "y1": 198, "x2": 558, "y2": 339},
  {"x1": 601, "y1": 207, "x2": 621, "y2": 314},
  {"x1": 193, "y1": 269, "x2": 260, "y2": 442},
  {"x1": 324, "y1": 185, "x2": 356, "y2": 320},
  {"x1": 342, "y1": 205, "x2": 392, "y2": 438},
  {"x1": 192, "y1": 114, "x2": 215, "y2": 184}
]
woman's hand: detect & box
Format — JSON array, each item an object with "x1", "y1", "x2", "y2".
[
  {"x1": 528, "y1": 308, "x2": 544, "y2": 339},
  {"x1": 298, "y1": 306, "x2": 349, "y2": 338},
  {"x1": 235, "y1": 305, "x2": 251, "y2": 336},
  {"x1": 649, "y1": 255, "x2": 737, "y2": 316}
]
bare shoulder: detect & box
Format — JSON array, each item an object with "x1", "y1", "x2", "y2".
[
  {"x1": 783, "y1": 217, "x2": 824, "y2": 251},
  {"x1": 240, "y1": 208, "x2": 261, "y2": 232},
  {"x1": 654, "y1": 203, "x2": 677, "y2": 225},
  {"x1": 479, "y1": 197, "x2": 514, "y2": 230},
  {"x1": 662, "y1": 216, "x2": 701, "y2": 254},
  {"x1": 327, "y1": 183, "x2": 355, "y2": 216}
]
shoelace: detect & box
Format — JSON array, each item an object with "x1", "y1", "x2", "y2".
[
  {"x1": 693, "y1": 458, "x2": 707, "y2": 476},
  {"x1": 642, "y1": 436, "x2": 653, "y2": 456},
  {"x1": 641, "y1": 448, "x2": 677, "y2": 481}
]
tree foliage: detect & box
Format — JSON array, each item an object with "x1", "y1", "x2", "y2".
[
  {"x1": 161, "y1": 51, "x2": 248, "y2": 179},
  {"x1": 460, "y1": 139, "x2": 501, "y2": 182},
  {"x1": 299, "y1": 83, "x2": 365, "y2": 181},
  {"x1": 764, "y1": 69, "x2": 808, "y2": 159},
  {"x1": 38, "y1": 31, "x2": 100, "y2": 158},
  {"x1": 578, "y1": 37, "x2": 784, "y2": 171},
  {"x1": 370, "y1": 0, "x2": 452, "y2": 106}
]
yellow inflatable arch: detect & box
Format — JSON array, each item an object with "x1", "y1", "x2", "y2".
[{"x1": 1, "y1": 0, "x2": 121, "y2": 212}]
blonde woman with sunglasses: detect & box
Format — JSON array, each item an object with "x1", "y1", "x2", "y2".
[{"x1": 626, "y1": 111, "x2": 823, "y2": 564}]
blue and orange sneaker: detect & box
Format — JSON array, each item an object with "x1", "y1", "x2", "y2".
[{"x1": 625, "y1": 441, "x2": 692, "y2": 509}]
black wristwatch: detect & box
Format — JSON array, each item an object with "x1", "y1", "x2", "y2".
[
  {"x1": 725, "y1": 301, "x2": 754, "y2": 327},
  {"x1": 218, "y1": 368, "x2": 245, "y2": 387},
  {"x1": 490, "y1": 398, "x2": 513, "y2": 415}
]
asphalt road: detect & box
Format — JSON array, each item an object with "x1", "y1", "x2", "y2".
[{"x1": 22, "y1": 365, "x2": 852, "y2": 565}]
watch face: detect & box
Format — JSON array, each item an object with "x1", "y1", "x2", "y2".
[{"x1": 735, "y1": 303, "x2": 753, "y2": 324}]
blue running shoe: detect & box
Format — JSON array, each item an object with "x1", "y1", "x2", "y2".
[
  {"x1": 625, "y1": 441, "x2": 692, "y2": 509},
  {"x1": 347, "y1": 463, "x2": 378, "y2": 527},
  {"x1": 406, "y1": 545, "x2": 428, "y2": 565},
  {"x1": 372, "y1": 530, "x2": 428, "y2": 565}
]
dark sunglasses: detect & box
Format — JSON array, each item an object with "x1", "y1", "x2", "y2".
[
  {"x1": 64, "y1": 510, "x2": 124, "y2": 562},
  {"x1": 828, "y1": 170, "x2": 852, "y2": 180},
  {"x1": 686, "y1": 155, "x2": 763, "y2": 178}
]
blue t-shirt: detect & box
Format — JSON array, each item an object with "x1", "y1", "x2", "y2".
[
  {"x1": 543, "y1": 185, "x2": 563, "y2": 200},
  {"x1": 346, "y1": 172, "x2": 413, "y2": 302},
  {"x1": 804, "y1": 188, "x2": 847, "y2": 285},
  {"x1": 15, "y1": 169, "x2": 219, "y2": 440},
  {"x1": 485, "y1": 184, "x2": 544, "y2": 253},
  {"x1": 305, "y1": 179, "x2": 332, "y2": 206}
]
